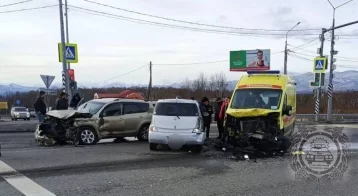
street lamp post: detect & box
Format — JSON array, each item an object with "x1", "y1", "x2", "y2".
[
  {"x1": 326, "y1": 0, "x2": 353, "y2": 122},
  {"x1": 284, "y1": 22, "x2": 300, "y2": 75}
]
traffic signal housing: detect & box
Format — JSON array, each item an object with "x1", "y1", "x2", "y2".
[
  {"x1": 310, "y1": 73, "x2": 325, "y2": 87},
  {"x1": 68, "y1": 69, "x2": 75, "y2": 87}
]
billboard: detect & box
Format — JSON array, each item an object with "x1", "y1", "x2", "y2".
[
  {"x1": 230, "y1": 49, "x2": 270, "y2": 71},
  {"x1": 0, "y1": 102, "x2": 8, "y2": 109}
]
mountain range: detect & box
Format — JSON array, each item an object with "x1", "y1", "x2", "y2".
[{"x1": 1, "y1": 70, "x2": 358, "y2": 95}]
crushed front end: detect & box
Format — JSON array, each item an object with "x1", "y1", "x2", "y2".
[{"x1": 224, "y1": 111, "x2": 290, "y2": 152}]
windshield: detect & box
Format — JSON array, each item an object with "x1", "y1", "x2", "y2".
[
  {"x1": 78, "y1": 101, "x2": 105, "y2": 115},
  {"x1": 231, "y1": 88, "x2": 282, "y2": 110},
  {"x1": 154, "y1": 102, "x2": 199, "y2": 116},
  {"x1": 14, "y1": 107, "x2": 27, "y2": 112}
]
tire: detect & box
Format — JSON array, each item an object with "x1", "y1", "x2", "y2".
[
  {"x1": 137, "y1": 124, "x2": 149, "y2": 141},
  {"x1": 27, "y1": 118, "x2": 30, "y2": 121},
  {"x1": 77, "y1": 127, "x2": 98, "y2": 145},
  {"x1": 149, "y1": 143, "x2": 158, "y2": 151},
  {"x1": 11, "y1": 118, "x2": 14, "y2": 121},
  {"x1": 14, "y1": 118, "x2": 17, "y2": 121}
]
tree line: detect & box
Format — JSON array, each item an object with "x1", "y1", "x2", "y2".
[{"x1": 0, "y1": 71, "x2": 357, "y2": 114}]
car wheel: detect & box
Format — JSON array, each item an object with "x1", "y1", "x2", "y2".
[
  {"x1": 14, "y1": 118, "x2": 17, "y2": 121},
  {"x1": 149, "y1": 143, "x2": 158, "y2": 151},
  {"x1": 77, "y1": 127, "x2": 98, "y2": 145},
  {"x1": 11, "y1": 118, "x2": 14, "y2": 121},
  {"x1": 138, "y1": 124, "x2": 149, "y2": 141}
]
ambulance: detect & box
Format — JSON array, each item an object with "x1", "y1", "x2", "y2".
[{"x1": 224, "y1": 70, "x2": 296, "y2": 152}]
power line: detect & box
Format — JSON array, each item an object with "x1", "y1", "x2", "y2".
[
  {"x1": 68, "y1": 5, "x2": 330, "y2": 38},
  {"x1": 0, "y1": 0, "x2": 33, "y2": 8},
  {"x1": 154, "y1": 51, "x2": 284, "y2": 66},
  {"x1": 288, "y1": 46, "x2": 358, "y2": 61},
  {"x1": 92, "y1": 64, "x2": 148, "y2": 85},
  {"x1": 287, "y1": 39, "x2": 320, "y2": 50},
  {"x1": 0, "y1": 4, "x2": 57, "y2": 13},
  {"x1": 83, "y1": 0, "x2": 321, "y2": 33}
]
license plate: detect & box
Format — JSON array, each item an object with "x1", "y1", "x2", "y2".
[{"x1": 315, "y1": 156, "x2": 324, "y2": 159}]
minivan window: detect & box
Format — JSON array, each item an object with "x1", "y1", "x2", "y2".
[
  {"x1": 123, "y1": 103, "x2": 141, "y2": 114},
  {"x1": 154, "y1": 102, "x2": 199, "y2": 116},
  {"x1": 138, "y1": 103, "x2": 149, "y2": 112},
  {"x1": 14, "y1": 107, "x2": 27, "y2": 112}
]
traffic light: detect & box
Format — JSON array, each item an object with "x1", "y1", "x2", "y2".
[
  {"x1": 68, "y1": 69, "x2": 75, "y2": 87},
  {"x1": 310, "y1": 73, "x2": 320, "y2": 87}
]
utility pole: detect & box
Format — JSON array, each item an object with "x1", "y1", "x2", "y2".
[
  {"x1": 147, "y1": 62, "x2": 152, "y2": 101},
  {"x1": 326, "y1": 0, "x2": 353, "y2": 122},
  {"x1": 65, "y1": 0, "x2": 70, "y2": 70},
  {"x1": 315, "y1": 28, "x2": 326, "y2": 122},
  {"x1": 64, "y1": 0, "x2": 73, "y2": 99},
  {"x1": 58, "y1": 0, "x2": 70, "y2": 95},
  {"x1": 284, "y1": 22, "x2": 300, "y2": 75}
]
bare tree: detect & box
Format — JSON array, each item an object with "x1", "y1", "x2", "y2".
[
  {"x1": 180, "y1": 77, "x2": 192, "y2": 90},
  {"x1": 208, "y1": 74, "x2": 216, "y2": 92},
  {"x1": 214, "y1": 71, "x2": 228, "y2": 98}
]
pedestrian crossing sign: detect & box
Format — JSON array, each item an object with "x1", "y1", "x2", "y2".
[
  {"x1": 58, "y1": 43, "x2": 78, "y2": 63},
  {"x1": 313, "y1": 56, "x2": 327, "y2": 73}
]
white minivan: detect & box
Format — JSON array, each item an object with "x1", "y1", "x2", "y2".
[{"x1": 148, "y1": 98, "x2": 205, "y2": 152}]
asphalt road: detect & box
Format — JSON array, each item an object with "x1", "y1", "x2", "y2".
[{"x1": 1, "y1": 122, "x2": 358, "y2": 196}]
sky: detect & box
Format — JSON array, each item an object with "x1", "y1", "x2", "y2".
[{"x1": 0, "y1": 0, "x2": 358, "y2": 87}]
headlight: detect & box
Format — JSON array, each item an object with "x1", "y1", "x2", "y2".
[
  {"x1": 149, "y1": 126, "x2": 157, "y2": 132},
  {"x1": 192, "y1": 128, "x2": 202, "y2": 134},
  {"x1": 26, "y1": 113, "x2": 30, "y2": 117}
]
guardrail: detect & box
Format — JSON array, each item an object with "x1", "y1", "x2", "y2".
[{"x1": 296, "y1": 114, "x2": 358, "y2": 122}]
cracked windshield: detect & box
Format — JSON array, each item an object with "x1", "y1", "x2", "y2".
[{"x1": 1, "y1": 0, "x2": 358, "y2": 195}]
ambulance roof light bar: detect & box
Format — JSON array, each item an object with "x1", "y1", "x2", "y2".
[{"x1": 247, "y1": 70, "x2": 280, "y2": 74}]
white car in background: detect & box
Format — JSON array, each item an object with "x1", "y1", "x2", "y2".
[
  {"x1": 10, "y1": 106, "x2": 31, "y2": 121},
  {"x1": 148, "y1": 98, "x2": 205, "y2": 152}
]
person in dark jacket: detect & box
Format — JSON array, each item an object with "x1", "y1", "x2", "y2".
[
  {"x1": 215, "y1": 97, "x2": 224, "y2": 139},
  {"x1": 55, "y1": 92, "x2": 69, "y2": 110},
  {"x1": 70, "y1": 93, "x2": 81, "y2": 108},
  {"x1": 200, "y1": 97, "x2": 213, "y2": 139},
  {"x1": 33, "y1": 91, "x2": 47, "y2": 123}
]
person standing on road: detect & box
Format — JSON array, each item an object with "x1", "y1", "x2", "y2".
[
  {"x1": 219, "y1": 96, "x2": 231, "y2": 121},
  {"x1": 215, "y1": 97, "x2": 224, "y2": 139},
  {"x1": 219, "y1": 96, "x2": 231, "y2": 143},
  {"x1": 55, "y1": 92, "x2": 69, "y2": 110},
  {"x1": 33, "y1": 91, "x2": 47, "y2": 123},
  {"x1": 70, "y1": 93, "x2": 81, "y2": 109},
  {"x1": 200, "y1": 97, "x2": 213, "y2": 139}
]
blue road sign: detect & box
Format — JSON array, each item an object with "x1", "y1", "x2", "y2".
[
  {"x1": 16, "y1": 100, "x2": 20, "y2": 105},
  {"x1": 313, "y1": 57, "x2": 327, "y2": 73},
  {"x1": 58, "y1": 43, "x2": 79, "y2": 63}
]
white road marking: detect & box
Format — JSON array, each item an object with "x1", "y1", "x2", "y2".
[{"x1": 0, "y1": 160, "x2": 56, "y2": 196}]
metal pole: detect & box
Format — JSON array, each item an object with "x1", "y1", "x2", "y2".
[
  {"x1": 283, "y1": 22, "x2": 300, "y2": 75},
  {"x1": 327, "y1": 13, "x2": 335, "y2": 123},
  {"x1": 65, "y1": 0, "x2": 70, "y2": 70},
  {"x1": 59, "y1": 0, "x2": 70, "y2": 95},
  {"x1": 315, "y1": 28, "x2": 325, "y2": 122},
  {"x1": 284, "y1": 38, "x2": 288, "y2": 74},
  {"x1": 64, "y1": 0, "x2": 73, "y2": 101}
]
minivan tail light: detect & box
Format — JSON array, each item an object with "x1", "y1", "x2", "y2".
[{"x1": 149, "y1": 126, "x2": 157, "y2": 132}]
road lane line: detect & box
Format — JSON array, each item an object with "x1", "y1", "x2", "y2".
[{"x1": 0, "y1": 160, "x2": 56, "y2": 196}]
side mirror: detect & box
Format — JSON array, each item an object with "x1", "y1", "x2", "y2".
[{"x1": 284, "y1": 105, "x2": 293, "y2": 116}]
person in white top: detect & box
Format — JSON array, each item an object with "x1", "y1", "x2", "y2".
[{"x1": 247, "y1": 50, "x2": 268, "y2": 68}]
